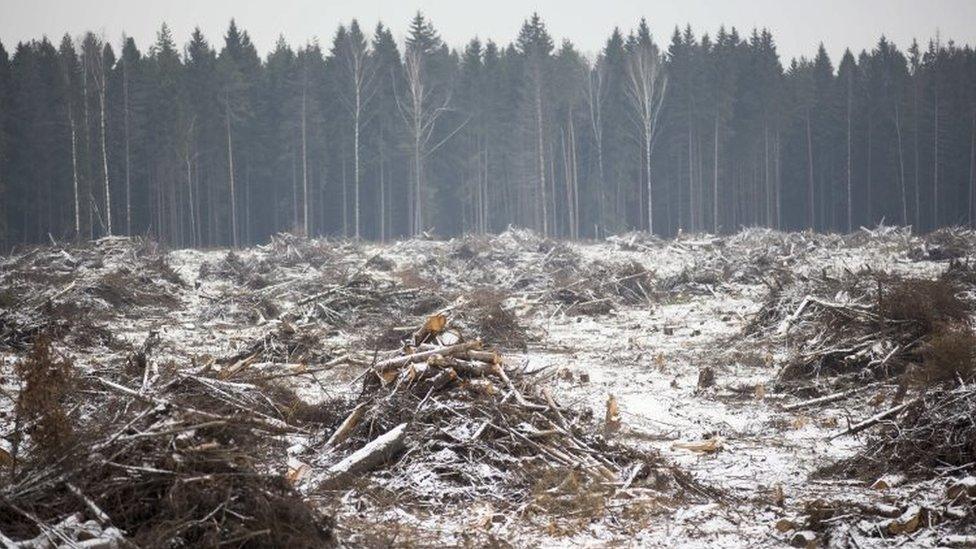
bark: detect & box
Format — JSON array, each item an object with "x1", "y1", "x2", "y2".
[
  {"x1": 225, "y1": 97, "x2": 238, "y2": 248},
  {"x1": 379, "y1": 126, "x2": 386, "y2": 241},
  {"x1": 895, "y1": 103, "x2": 908, "y2": 225},
  {"x1": 122, "y1": 54, "x2": 131, "y2": 235},
  {"x1": 806, "y1": 111, "x2": 814, "y2": 230},
  {"x1": 713, "y1": 115, "x2": 719, "y2": 232},
  {"x1": 846, "y1": 78, "x2": 854, "y2": 232},
  {"x1": 534, "y1": 74, "x2": 548, "y2": 237},
  {"x1": 68, "y1": 97, "x2": 81, "y2": 239},
  {"x1": 933, "y1": 87, "x2": 940, "y2": 228},
  {"x1": 97, "y1": 55, "x2": 111, "y2": 236},
  {"x1": 301, "y1": 75, "x2": 309, "y2": 236},
  {"x1": 320, "y1": 423, "x2": 408, "y2": 490}
]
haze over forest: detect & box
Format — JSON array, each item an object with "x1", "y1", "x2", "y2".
[{"x1": 0, "y1": 12, "x2": 974, "y2": 250}]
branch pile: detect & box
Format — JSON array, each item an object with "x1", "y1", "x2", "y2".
[
  {"x1": 296, "y1": 314, "x2": 713, "y2": 514},
  {"x1": 1, "y1": 337, "x2": 337, "y2": 548}
]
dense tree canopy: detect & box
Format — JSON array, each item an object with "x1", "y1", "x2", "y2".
[{"x1": 1, "y1": 14, "x2": 974, "y2": 250}]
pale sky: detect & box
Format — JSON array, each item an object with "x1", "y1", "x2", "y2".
[{"x1": 1, "y1": 0, "x2": 973, "y2": 63}]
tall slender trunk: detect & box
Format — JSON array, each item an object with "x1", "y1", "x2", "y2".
[
  {"x1": 98, "y1": 70, "x2": 111, "y2": 236},
  {"x1": 301, "y1": 80, "x2": 309, "y2": 236},
  {"x1": 866, "y1": 121, "x2": 873, "y2": 225},
  {"x1": 341, "y1": 157, "x2": 348, "y2": 236},
  {"x1": 933, "y1": 87, "x2": 940, "y2": 228},
  {"x1": 68, "y1": 100, "x2": 81, "y2": 239},
  {"x1": 689, "y1": 118, "x2": 696, "y2": 231},
  {"x1": 713, "y1": 115, "x2": 719, "y2": 233},
  {"x1": 379, "y1": 126, "x2": 386, "y2": 241},
  {"x1": 291, "y1": 147, "x2": 298, "y2": 229},
  {"x1": 123, "y1": 55, "x2": 131, "y2": 235},
  {"x1": 846, "y1": 81, "x2": 853, "y2": 232},
  {"x1": 806, "y1": 111, "x2": 814, "y2": 230},
  {"x1": 413, "y1": 125, "x2": 422, "y2": 236},
  {"x1": 535, "y1": 79, "x2": 548, "y2": 237},
  {"x1": 912, "y1": 76, "x2": 921, "y2": 227},
  {"x1": 894, "y1": 103, "x2": 908, "y2": 225},
  {"x1": 186, "y1": 140, "x2": 196, "y2": 247},
  {"x1": 645, "y1": 118, "x2": 653, "y2": 234},
  {"x1": 764, "y1": 122, "x2": 770, "y2": 227},
  {"x1": 82, "y1": 61, "x2": 93, "y2": 240},
  {"x1": 567, "y1": 112, "x2": 578, "y2": 239},
  {"x1": 225, "y1": 98, "x2": 238, "y2": 248},
  {"x1": 775, "y1": 130, "x2": 782, "y2": 229},
  {"x1": 353, "y1": 88, "x2": 361, "y2": 238}
]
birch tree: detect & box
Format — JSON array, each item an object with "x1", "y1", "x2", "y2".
[
  {"x1": 396, "y1": 13, "x2": 464, "y2": 236},
  {"x1": 83, "y1": 33, "x2": 112, "y2": 235},
  {"x1": 58, "y1": 35, "x2": 82, "y2": 238},
  {"x1": 334, "y1": 21, "x2": 377, "y2": 239},
  {"x1": 624, "y1": 19, "x2": 668, "y2": 234}
]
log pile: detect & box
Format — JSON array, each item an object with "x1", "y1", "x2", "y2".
[{"x1": 298, "y1": 314, "x2": 712, "y2": 509}]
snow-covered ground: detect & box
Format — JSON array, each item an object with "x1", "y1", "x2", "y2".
[{"x1": 1, "y1": 226, "x2": 973, "y2": 547}]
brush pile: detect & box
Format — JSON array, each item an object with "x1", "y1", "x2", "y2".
[
  {"x1": 0, "y1": 237, "x2": 184, "y2": 353},
  {"x1": 0, "y1": 336, "x2": 337, "y2": 548},
  {"x1": 748, "y1": 266, "x2": 973, "y2": 388},
  {"x1": 745, "y1": 259, "x2": 976, "y2": 476},
  {"x1": 293, "y1": 313, "x2": 710, "y2": 513}
]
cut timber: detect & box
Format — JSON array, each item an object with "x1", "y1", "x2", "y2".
[
  {"x1": 320, "y1": 423, "x2": 408, "y2": 490},
  {"x1": 782, "y1": 383, "x2": 880, "y2": 411},
  {"x1": 325, "y1": 402, "x2": 368, "y2": 449},
  {"x1": 829, "y1": 398, "x2": 919, "y2": 440},
  {"x1": 427, "y1": 355, "x2": 494, "y2": 377},
  {"x1": 412, "y1": 313, "x2": 447, "y2": 345},
  {"x1": 672, "y1": 437, "x2": 724, "y2": 453},
  {"x1": 374, "y1": 340, "x2": 482, "y2": 374}
]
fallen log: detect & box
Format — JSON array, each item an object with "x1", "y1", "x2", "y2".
[
  {"x1": 373, "y1": 340, "x2": 482, "y2": 374},
  {"x1": 320, "y1": 423, "x2": 408, "y2": 490},
  {"x1": 782, "y1": 383, "x2": 881, "y2": 411},
  {"x1": 829, "y1": 398, "x2": 919, "y2": 440}
]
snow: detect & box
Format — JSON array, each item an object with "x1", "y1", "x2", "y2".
[{"x1": 2, "y1": 225, "x2": 973, "y2": 547}]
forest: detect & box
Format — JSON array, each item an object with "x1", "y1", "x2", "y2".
[{"x1": 0, "y1": 12, "x2": 974, "y2": 250}]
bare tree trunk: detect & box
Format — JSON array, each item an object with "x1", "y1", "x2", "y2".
[
  {"x1": 123, "y1": 54, "x2": 132, "y2": 235},
  {"x1": 97, "y1": 58, "x2": 111, "y2": 236},
  {"x1": 645, "y1": 119, "x2": 653, "y2": 233},
  {"x1": 413, "y1": 128, "x2": 422, "y2": 235},
  {"x1": 342, "y1": 157, "x2": 348, "y2": 236},
  {"x1": 895, "y1": 104, "x2": 908, "y2": 225},
  {"x1": 534, "y1": 79, "x2": 548, "y2": 237},
  {"x1": 846, "y1": 82, "x2": 854, "y2": 232},
  {"x1": 775, "y1": 130, "x2": 782, "y2": 229},
  {"x1": 225, "y1": 99, "x2": 238, "y2": 248},
  {"x1": 933, "y1": 87, "x2": 940, "y2": 228},
  {"x1": 186, "y1": 135, "x2": 196, "y2": 247},
  {"x1": 713, "y1": 115, "x2": 719, "y2": 233},
  {"x1": 301, "y1": 79, "x2": 309, "y2": 236},
  {"x1": 806, "y1": 111, "x2": 814, "y2": 230},
  {"x1": 691, "y1": 119, "x2": 698, "y2": 231},
  {"x1": 379, "y1": 126, "x2": 386, "y2": 241},
  {"x1": 353, "y1": 90, "x2": 361, "y2": 238},
  {"x1": 68, "y1": 99, "x2": 81, "y2": 239},
  {"x1": 913, "y1": 77, "x2": 921, "y2": 227},
  {"x1": 866, "y1": 121, "x2": 873, "y2": 225},
  {"x1": 764, "y1": 123, "x2": 771, "y2": 227}
]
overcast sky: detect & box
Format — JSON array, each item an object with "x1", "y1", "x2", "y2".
[{"x1": 2, "y1": 0, "x2": 974, "y2": 63}]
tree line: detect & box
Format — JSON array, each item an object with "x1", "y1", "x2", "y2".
[{"x1": 0, "y1": 13, "x2": 974, "y2": 250}]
